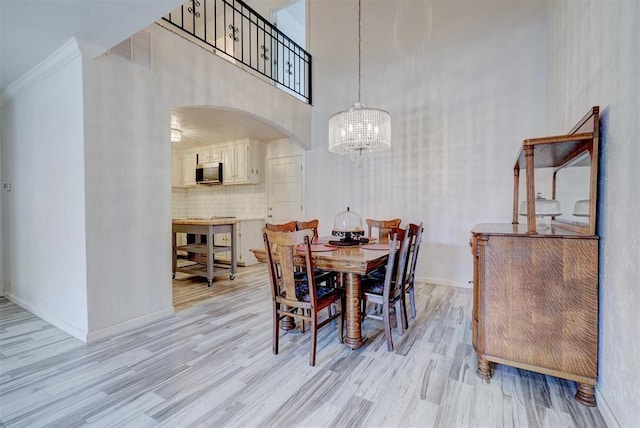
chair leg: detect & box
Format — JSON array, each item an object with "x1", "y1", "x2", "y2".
[
  {"x1": 383, "y1": 303, "x2": 394, "y2": 351},
  {"x1": 310, "y1": 311, "x2": 318, "y2": 366},
  {"x1": 273, "y1": 303, "x2": 280, "y2": 355},
  {"x1": 409, "y1": 287, "x2": 416, "y2": 319},
  {"x1": 399, "y1": 288, "x2": 409, "y2": 330},
  {"x1": 338, "y1": 297, "x2": 344, "y2": 343},
  {"x1": 395, "y1": 299, "x2": 406, "y2": 335}
]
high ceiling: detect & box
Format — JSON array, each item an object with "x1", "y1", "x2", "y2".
[
  {"x1": 0, "y1": 0, "x2": 184, "y2": 92},
  {"x1": 1, "y1": 0, "x2": 545, "y2": 147},
  {"x1": 0, "y1": 0, "x2": 293, "y2": 146}
]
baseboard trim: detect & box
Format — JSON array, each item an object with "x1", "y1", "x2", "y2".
[
  {"x1": 595, "y1": 386, "x2": 620, "y2": 428},
  {"x1": 4, "y1": 292, "x2": 88, "y2": 342},
  {"x1": 86, "y1": 307, "x2": 175, "y2": 343},
  {"x1": 4, "y1": 292, "x2": 175, "y2": 344},
  {"x1": 416, "y1": 275, "x2": 472, "y2": 289}
]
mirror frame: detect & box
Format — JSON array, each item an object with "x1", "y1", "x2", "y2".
[
  {"x1": 550, "y1": 108, "x2": 599, "y2": 235},
  {"x1": 551, "y1": 148, "x2": 595, "y2": 235}
]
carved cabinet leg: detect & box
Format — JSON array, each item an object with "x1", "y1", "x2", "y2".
[
  {"x1": 476, "y1": 355, "x2": 492, "y2": 380},
  {"x1": 575, "y1": 383, "x2": 597, "y2": 407}
]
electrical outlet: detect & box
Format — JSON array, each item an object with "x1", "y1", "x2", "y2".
[{"x1": 3, "y1": 182, "x2": 11, "y2": 192}]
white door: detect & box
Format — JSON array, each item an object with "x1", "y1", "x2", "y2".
[{"x1": 267, "y1": 155, "x2": 303, "y2": 223}]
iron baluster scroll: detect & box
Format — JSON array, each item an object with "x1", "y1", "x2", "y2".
[{"x1": 163, "y1": 0, "x2": 312, "y2": 104}]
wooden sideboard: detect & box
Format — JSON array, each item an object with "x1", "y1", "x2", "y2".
[{"x1": 471, "y1": 107, "x2": 600, "y2": 406}]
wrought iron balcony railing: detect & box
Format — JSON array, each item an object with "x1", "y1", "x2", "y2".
[{"x1": 163, "y1": 0, "x2": 312, "y2": 104}]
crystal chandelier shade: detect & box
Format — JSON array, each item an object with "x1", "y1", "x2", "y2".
[
  {"x1": 328, "y1": 102, "x2": 391, "y2": 158},
  {"x1": 328, "y1": 0, "x2": 391, "y2": 164}
]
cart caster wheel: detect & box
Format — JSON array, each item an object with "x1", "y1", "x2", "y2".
[
  {"x1": 207, "y1": 280, "x2": 212, "y2": 287},
  {"x1": 230, "y1": 274, "x2": 236, "y2": 280}
]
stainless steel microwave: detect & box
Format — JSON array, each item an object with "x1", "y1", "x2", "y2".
[{"x1": 195, "y1": 162, "x2": 223, "y2": 184}]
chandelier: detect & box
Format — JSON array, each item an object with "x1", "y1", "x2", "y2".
[{"x1": 328, "y1": 0, "x2": 391, "y2": 167}]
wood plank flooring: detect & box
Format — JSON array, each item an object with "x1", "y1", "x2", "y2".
[{"x1": 1, "y1": 264, "x2": 607, "y2": 427}]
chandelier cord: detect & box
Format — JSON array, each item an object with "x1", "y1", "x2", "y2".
[{"x1": 357, "y1": 0, "x2": 361, "y2": 103}]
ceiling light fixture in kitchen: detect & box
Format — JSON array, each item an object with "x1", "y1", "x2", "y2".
[
  {"x1": 171, "y1": 127, "x2": 182, "y2": 143},
  {"x1": 328, "y1": 0, "x2": 391, "y2": 167}
]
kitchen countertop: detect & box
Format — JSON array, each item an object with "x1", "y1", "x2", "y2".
[{"x1": 172, "y1": 218, "x2": 239, "y2": 226}]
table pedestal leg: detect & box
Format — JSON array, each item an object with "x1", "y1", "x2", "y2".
[
  {"x1": 344, "y1": 272, "x2": 364, "y2": 349},
  {"x1": 280, "y1": 306, "x2": 296, "y2": 330}
]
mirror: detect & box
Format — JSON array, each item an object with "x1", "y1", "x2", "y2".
[{"x1": 554, "y1": 151, "x2": 591, "y2": 226}]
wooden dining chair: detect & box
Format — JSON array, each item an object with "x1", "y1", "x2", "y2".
[
  {"x1": 263, "y1": 228, "x2": 344, "y2": 366},
  {"x1": 365, "y1": 218, "x2": 401, "y2": 243},
  {"x1": 403, "y1": 223, "x2": 424, "y2": 320},
  {"x1": 296, "y1": 219, "x2": 319, "y2": 241},
  {"x1": 265, "y1": 221, "x2": 298, "y2": 232},
  {"x1": 364, "y1": 226, "x2": 406, "y2": 283},
  {"x1": 361, "y1": 228, "x2": 411, "y2": 351}
]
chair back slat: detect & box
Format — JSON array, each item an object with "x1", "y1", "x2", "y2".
[
  {"x1": 406, "y1": 223, "x2": 424, "y2": 288},
  {"x1": 387, "y1": 228, "x2": 412, "y2": 301},
  {"x1": 382, "y1": 232, "x2": 399, "y2": 301}
]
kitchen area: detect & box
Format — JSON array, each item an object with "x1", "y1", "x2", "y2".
[{"x1": 171, "y1": 107, "x2": 287, "y2": 307}]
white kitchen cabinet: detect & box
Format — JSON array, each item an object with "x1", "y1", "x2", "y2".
[
  {"x1": 197, "y1": 145, "x2": 222, "y2": 164},
  {"x1": 210, "y1": 220, "x2": 264, "y2": 266},
  {"x1": 222, "y1": 140, "x2": 263, "y2": 185},
  {"x1": 213, "y1": 232, "x2": 233, "y2": 263},
  {"x1": 171, "y1": 153, "x2": 183, "y2": 187},
  {"x1": 182, "y1": 151, "x2": 198, "y2": 186},
  {"x1": 237, "y1": 219, "x2": 264, "y2": 266}
]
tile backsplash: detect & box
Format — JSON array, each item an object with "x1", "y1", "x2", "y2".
[{"x1": 172, "y1": 184, "x2": 266, "y2": 219}]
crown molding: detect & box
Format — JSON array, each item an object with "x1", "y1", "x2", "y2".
[{"x1": 0, "y1": 37, "x2": 105, "y2": 108}]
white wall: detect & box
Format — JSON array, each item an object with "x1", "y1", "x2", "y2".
[
  {"x1": 80, "y1": 24, "x2": 311, "y2": 340},
  {"x1": 0, "y1": 40, "x2": 89, "y2": 339},
  {"x1": 0, "y1": 106, "x2": 3, "y2": 297},
  {"x1": 272, "y1": 0, "x2": 305, "y2": 47},
  {"x1": 1, "y1": 24, "x2": 311, "y2": 342},
  {"x1": 307, "y1": 0, "x2": 547, "y2": 286},
  {"x1": 182, "y1": 183, "x2": 267, "y2": 219},
  {"x1": 546, "y1": 1, "x2": 640, "y2": 425}
]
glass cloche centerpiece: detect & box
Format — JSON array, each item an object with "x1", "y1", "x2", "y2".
[
  {"x1": 519, "y1": 193, "x2": 562, "y2": 231},
  {"x1": 330, "y1": 207, "x2": 365, "y2": 246}
]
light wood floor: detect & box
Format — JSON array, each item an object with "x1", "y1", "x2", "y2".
[{"x1": 1, "y1": 264, "x2": 607, "y2": 427}]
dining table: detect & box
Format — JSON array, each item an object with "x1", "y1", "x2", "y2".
[{"x1": 250, "y1": 238, "x2": 390, "y2": 349}]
